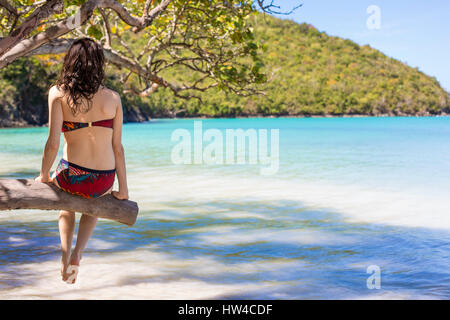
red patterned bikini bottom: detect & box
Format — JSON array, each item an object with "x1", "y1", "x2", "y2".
[{"x1": 54, "y1": 159, "x2": 115, "y2": 199}]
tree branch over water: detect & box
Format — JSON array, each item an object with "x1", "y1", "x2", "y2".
[{"x1": 0, "y1": 0, "x2": 299, "y2": 99}]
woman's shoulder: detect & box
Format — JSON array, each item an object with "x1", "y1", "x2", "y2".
[
  {"x1": 48, "y1": 85, "x2": 65, "y2": 97},
  {"x1": 48, "y1": 85, "x2": 65, "y2": 105},
  {"x1": 98, "y1": 86, "x2": 122, "y2": 113},
  {"x1": 99, "y1": 86, "x2": 121, "y2": 101}
]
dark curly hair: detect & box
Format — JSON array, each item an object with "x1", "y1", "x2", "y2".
[{"x1": 56, "y1": 38, "x2": 105, "y2": 115}]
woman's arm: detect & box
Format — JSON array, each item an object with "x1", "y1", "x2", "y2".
[
  {"x1": 36, "y1": 86, "x2": 63, "y2": 183},
  {"x1": 111, "y1": 94, "x2": 129, "y2": 200}
]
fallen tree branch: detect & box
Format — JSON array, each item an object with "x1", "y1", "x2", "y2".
[{"x1": 0, "y1": 179, "x2": 138, "y2": 226}]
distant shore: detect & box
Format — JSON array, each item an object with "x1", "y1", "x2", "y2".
[{"x1": 1, "y1": 112, "x2": 449, "y2": 129}]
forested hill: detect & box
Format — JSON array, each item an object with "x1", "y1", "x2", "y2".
[
  {"x1": 1, "y1": 14, "x2": 449, "y2": 127},
  {"x1": 247, "y1": 16, "x2": 450, "y2": 116}
]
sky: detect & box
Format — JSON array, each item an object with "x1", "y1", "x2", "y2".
[{"x1": 271, "y1": 0, "x2": 450, "y2": 91}]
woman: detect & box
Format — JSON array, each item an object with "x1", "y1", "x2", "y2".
[{"x1": 35, "y1": 38, "x2": 129, "y2": 284}]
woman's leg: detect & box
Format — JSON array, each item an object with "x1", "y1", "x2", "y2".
[
  {"x1": 69, "y1": 214, "x2": 98, "y2": 266},
  {"x1": 59, "y1": 210, "x2": 75, "y2": 280}
]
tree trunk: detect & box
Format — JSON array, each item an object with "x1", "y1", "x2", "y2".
[{"x1": 0, "y1": 179, "x2": 138, "y2": 226}]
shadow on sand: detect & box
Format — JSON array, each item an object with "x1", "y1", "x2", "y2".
[{"x1": 1, "y1": 199, "x2": 449, "y2": 298}]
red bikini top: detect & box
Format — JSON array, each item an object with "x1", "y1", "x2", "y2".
[{"x1": 62, "y1": 119, "x2": 114, "y2": 132}]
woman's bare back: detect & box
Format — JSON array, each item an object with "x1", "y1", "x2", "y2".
[{"x1": 52, "y1": 85, "x2": 120, "y2": 170}]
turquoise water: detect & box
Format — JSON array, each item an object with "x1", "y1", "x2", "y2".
[{"x1": 1, "y1": 117, "x2": 450, "y2": 299}]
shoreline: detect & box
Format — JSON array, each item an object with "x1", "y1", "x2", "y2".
[
  {"x1": 1, "y1": 113, "x2": 449, "y2": 129},
  {"x1": 164, "y1": 113, "x2": 450, "y2": 120}
]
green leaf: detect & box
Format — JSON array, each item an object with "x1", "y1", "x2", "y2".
[{"x1": 87, "y1": 25, "x2": 102, "y2": 40}]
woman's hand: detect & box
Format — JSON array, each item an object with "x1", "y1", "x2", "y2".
[
  {"x1": 35, "y1": 174, "x2": 53, "y2": 183},
  {"x1": 112, "y1": 190, "x2": 129, "y2": 200}
]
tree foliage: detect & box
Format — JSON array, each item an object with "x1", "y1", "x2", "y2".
[{"x1": 0, "y1": 0, "x2": 283, "y2": 100}]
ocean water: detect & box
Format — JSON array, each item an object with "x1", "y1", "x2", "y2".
[{"x1": 0, "y1": 117, "x2": 449, "y2": 299}]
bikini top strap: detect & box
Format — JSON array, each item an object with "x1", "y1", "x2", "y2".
[{"x1": 62, "y1": 118, "x2": 114, "y2": 132}]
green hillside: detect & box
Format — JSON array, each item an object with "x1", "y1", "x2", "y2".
[
  {"x1": 149, "y1": 14, "x2": 449, "y2": 117},
  {"x1": 247, "y1": 16, "x2": 450, "y2": 116},
  {"x1": 0, "y1": 14, "x2": 449, "y2": 126}
]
